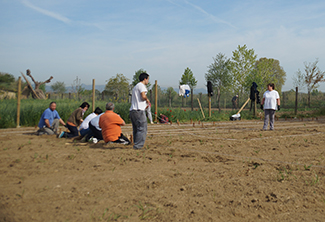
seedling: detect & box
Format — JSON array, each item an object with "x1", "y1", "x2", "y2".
[{"x1": 304, "y1": 164, "x2": 312, "y2": 171}]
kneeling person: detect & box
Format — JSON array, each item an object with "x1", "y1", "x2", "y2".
[{"x1": 99, "y1": 102, "x2": 130, "y2": 145}]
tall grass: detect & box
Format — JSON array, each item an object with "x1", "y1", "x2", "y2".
[{"x1": 1, "y1": 99, "x2": 323, "y2": 129}]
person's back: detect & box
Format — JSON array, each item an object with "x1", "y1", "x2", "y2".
[{"x1": 99, "y1": 110, "x2": 124, "y2": 143}]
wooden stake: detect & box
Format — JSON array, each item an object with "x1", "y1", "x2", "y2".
[
  {"x1": 92, "y1": 79, "x2": 95, "y2": 112},
  {"x1": 197, "y1": 98, "x2": 205, "y2": 119},
  {"x1": 16, "y1": 77, "x2": 21, "y2": 128},
  {"x1": 155, "y1": 80, "x2": 158, "y2": 123},
  {"x1": 193, "y1": 123, "x2": 195, "y2": 127}
]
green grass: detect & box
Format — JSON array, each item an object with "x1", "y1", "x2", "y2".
[{"x1": 1, "y1": 99, "x2": 324, "y2": 128}]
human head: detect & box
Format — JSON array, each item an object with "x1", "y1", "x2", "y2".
[
  {"x1": 236, "y1": 94, "x2": 238, "y2": 97},
  {"x1": 267, "y1": 83, "x2": 275, "y2": 91},
  {"x1": 94, "y1": 107, "x2": 103, "y2": 115},
  {"x1": 80, "y1": 102, "x2": 90, "y2": 111},
  {"x1": 106, "y1": 102, "x2": 115, "y2": 111},
  {"x1": 49, "y1": 102, "x2": 56, "y2": 111},
  {"x1": 139, "y1": 72, "x2": 149, "y2": 85}
]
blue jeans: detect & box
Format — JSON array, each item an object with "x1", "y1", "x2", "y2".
[{"x1": 130, "y1": 110, "x2": 147, "y2": 149}]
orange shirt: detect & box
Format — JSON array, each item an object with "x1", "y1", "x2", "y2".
[{"x1": 99, "y1": 110, "x2": 124, "y2": 142}]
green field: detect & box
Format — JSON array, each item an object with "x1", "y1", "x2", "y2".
[{"x1": 0, "y1": 99, "x2": 324, "y2": 129}]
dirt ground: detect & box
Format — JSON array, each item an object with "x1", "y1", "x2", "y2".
[{"x1": 1, "y1": 117, "x2": 325, "y2": 222}]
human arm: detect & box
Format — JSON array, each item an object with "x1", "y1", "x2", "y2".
[
  {"x1": 59, "y1": 118, "x2": 66, "y2": 126},
  {"x1": 44, "y1": 119, "x2": 51, "y2": 128},
  {"x1": 141, "y1": 91, "x2": 150, "y2": 104}
]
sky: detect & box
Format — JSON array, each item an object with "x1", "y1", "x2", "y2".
[{"x1": 1, "y1": 0, "x2": 325, "y2": 92}]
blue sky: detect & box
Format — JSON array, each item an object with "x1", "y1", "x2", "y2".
[{"x1": 1, "y1": 0, "x2": 325, "y2": 92}]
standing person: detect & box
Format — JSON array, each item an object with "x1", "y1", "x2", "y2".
[
  {"x1": 37, "y1": 102, "x2": 66, "y2": 135},
  {"x1": 129, "y1": 72, "x2": 150, "y2": 149},
  {"x1": 232, "y1": 94, "x2": 238, "y2": 110},
  {"x1": 99, "y1": 102, "x2": 130, "y2": 144},
  {"x1": 59, "y1": 102, "x2": 90, "y2": 138},
  {"x1": 261, "y1": 83, "x2": 280, "y2": 131}
]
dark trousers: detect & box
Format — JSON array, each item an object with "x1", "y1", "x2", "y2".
[
  {"x1": 65, "y1": 123, "x2": 79, "y2": 138},
  {"x1": 112, "y1": 133, "x2": 131, "y2": 144},
  {"x1": 89, "y1": 123, "x2": 103, "y2": 140}
]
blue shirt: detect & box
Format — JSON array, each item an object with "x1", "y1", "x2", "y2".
[{"x1": 38, "y1": 108, "x2": 61, "y2": 128}]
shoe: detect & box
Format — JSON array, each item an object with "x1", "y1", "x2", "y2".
[
  {"x1": 150, "y1": 122, "x2": 154, "y2": 124},
  {"x1": 58, "y1": 131, "x2": 65, "y2": 138}
]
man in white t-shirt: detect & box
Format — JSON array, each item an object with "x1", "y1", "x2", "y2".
[
  {"x1": 261, "y1": 83, "x2": 280, "y2": 130},
  {"x1": 129, "y1": 72, "x2": 150, "y2": 149}
]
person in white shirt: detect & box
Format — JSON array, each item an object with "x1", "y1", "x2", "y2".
[
  {"x1": 88, "y1": 113, "x2": 104, "y2": 141},
  {"x1": 129, "y1": 72, "x2": 150, "y2": 149},
  {"x1": 79, "y1": 107, "x2": 103, "y2": 137},
  {"x1": 261, "y1": 83, "x2": 280, "y2": 131}
]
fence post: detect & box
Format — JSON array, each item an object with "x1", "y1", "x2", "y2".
[
  {"x1": 208, "y1": 94, "x2": 211, "y2": 117},
  {"x1": 295, "y1": 87, "x2": 298, "y2": 115},
  {"x1": 155, "y1": 80, "x2": 158, "y2": 123},
  {"x1": 16, "y1": 77, "x2": 21, "y2": 128},
  {"x1": 92, "y1": 79, "x2": 95, "y2": 112}
]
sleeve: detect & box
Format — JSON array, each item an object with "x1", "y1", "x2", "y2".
[
  {"x1": 76, "y1": 109, "x2": 83, "y2": 121},
  {"x1": 114, "y1": 114, "x2": 124, "y2": 125},
  {"x1": 139, "y1": 83, "x2": 147, "y2": 94},
  {"x1": 54, "y1": 110, "x2": 61, "y2": 120},
  {"x1": 276, "y1": 91, "x2": 280, "y2": 99},
  {"x1": 43, "y1": 109, "x2": 52, "y2": 120}
]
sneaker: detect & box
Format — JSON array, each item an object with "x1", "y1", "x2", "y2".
[
  {"x1": 92, "y1": 138, "x2": 98, "y2": 143},
  {"x1": 150, "y1": 122, "x2": 154, "y2": 124},
  {"x1": 58, "y1": 131, "x2": 65, "y2": 138}
]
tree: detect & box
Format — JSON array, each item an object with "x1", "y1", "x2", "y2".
[
  {"x1": 248, "y1": 58, "x2": 286, "y2": 93},
  {"x1": 105, "y1": 73, "x2": 129, "y2": 102},
  {"x1": 132, "y1": 69, "x2": 151, "y2": 89},
  {"x1": 231, "y1": 44, "x2": 257, "y2": 101},
  {"x1": 71, "y1": 76, "x2": 85, "y2": 100},
  {"x1": 165, "y1": 87, "x2": 177, "y2": 107},
  {"x1": 205, "y1": 53, "x2": 232, "y2": 112},
  {"x1": 51, "y1": 81, "x2": 66, "y2": 94},
  {"x1": 180, "y1": 67, "x2": 197, "y2": 110},
  {"x1": 0, "y1": 72, "x2": 16, "y2": 91},
  {"x1": 293, "y1": 59, "x2": 325, "y2": 107}
]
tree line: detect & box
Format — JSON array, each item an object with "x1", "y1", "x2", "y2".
[{"x1": 1, "y1": 45, "x2": 324, "y2": 108}]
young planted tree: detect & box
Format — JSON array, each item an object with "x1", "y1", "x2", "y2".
[
  {"x1": 248, "y1": 58, "x2": 286, "y2": 94},
  {"x1": 105, "y1": 73, "x2": 129, "y2": 102},
  {"x1": 180, "y1": 67, "x2": 197, "y2": 110},
  {"x1": 51, "y1": 81, "x2": 66, "y2": 94},
  {"x1": 231, "y1": 45, "x2": 257, "y2": 103},
  {"x1": 205, "y1": 53, "x2": 232, "y2": 112},
  {"x1": 165, "y1": 87, "x2": 177, "y2": 108},
  {"x1": 293, "y1": 59, "x2": 325, "y2": 107}
]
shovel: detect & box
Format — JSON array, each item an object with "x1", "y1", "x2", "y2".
[{"x1": 230, "y1": 97, "x2": 250, "y2": 121}]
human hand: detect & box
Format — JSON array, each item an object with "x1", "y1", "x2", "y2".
[
  {"x1": 260, "y1": 104, "x2": 263, "y2": 110},
  {"x1": 278, "y1": 105, "x2": 280, "y2": 111}
]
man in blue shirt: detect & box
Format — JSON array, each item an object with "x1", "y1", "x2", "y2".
[{"x1": 37, "y1": 102, "x2": 66, "y2": 135}]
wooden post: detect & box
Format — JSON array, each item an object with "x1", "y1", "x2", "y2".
[
  {"x1": 295, "y1": 87, "x2": 298, "y2": 115},
  {"x1": 253, "y1": 93, "x2": 257, "y2": 117},
  {"x1": 92, "y1": 79, "x2": 95, "y2": 112},
  {"x1": 197, "y1": 98, "x2": 205, "y2": 119},
  {"x1": 16, "y1": 77, "x2": 22, "y2": 128},
  {"x1": 155, "y1": 80, "x2": 158, "y2": 123},
  {"x1": 208, "y1": 94, "x2": 211, "y2": 117}
]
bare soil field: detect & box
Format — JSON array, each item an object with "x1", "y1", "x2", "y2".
[{"x1": 1, "y1": 118, "x2": 325, "y2": 222}]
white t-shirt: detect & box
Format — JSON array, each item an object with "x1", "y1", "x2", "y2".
[
  {"x1": 263, "y1": 90, "x2": 280, "y2": 110},
  {"x1": 90, "y1": 113, "x2": 104, "y2": 130},
  {"x1": 130, "y1": 82, "x2": 147, "y2": 111},
  {"x1": 79, "y1": 112, "x2": 97, "y2": 131}
]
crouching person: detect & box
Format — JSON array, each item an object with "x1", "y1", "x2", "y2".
[
  {"x1": 38, "y1": 102, "x2": 66, "y2": 135},
  {"x1": 99, "y1": 102, "x2": 130, "y2": 145}
]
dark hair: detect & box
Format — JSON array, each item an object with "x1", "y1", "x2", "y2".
[
  {"x1": 139, "y1": 73, "x2": 149, "y2": 82},
  {"x1": 267, "y1": 83, "x2": 275, "y2": 90},
  {"x1": 80, "y1": 102, "x2": 90, "y2": 109},
  {"x1": 94, "y1": 107, "x2": 103, "y2": 115},
  {"x1": 49, "y1": 101, "x2": 56, "y2": 107}
]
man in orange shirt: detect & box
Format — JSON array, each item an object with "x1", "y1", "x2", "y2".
[{"x1": 99, "y1": 102, "x2": 131, "y2": 145}]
